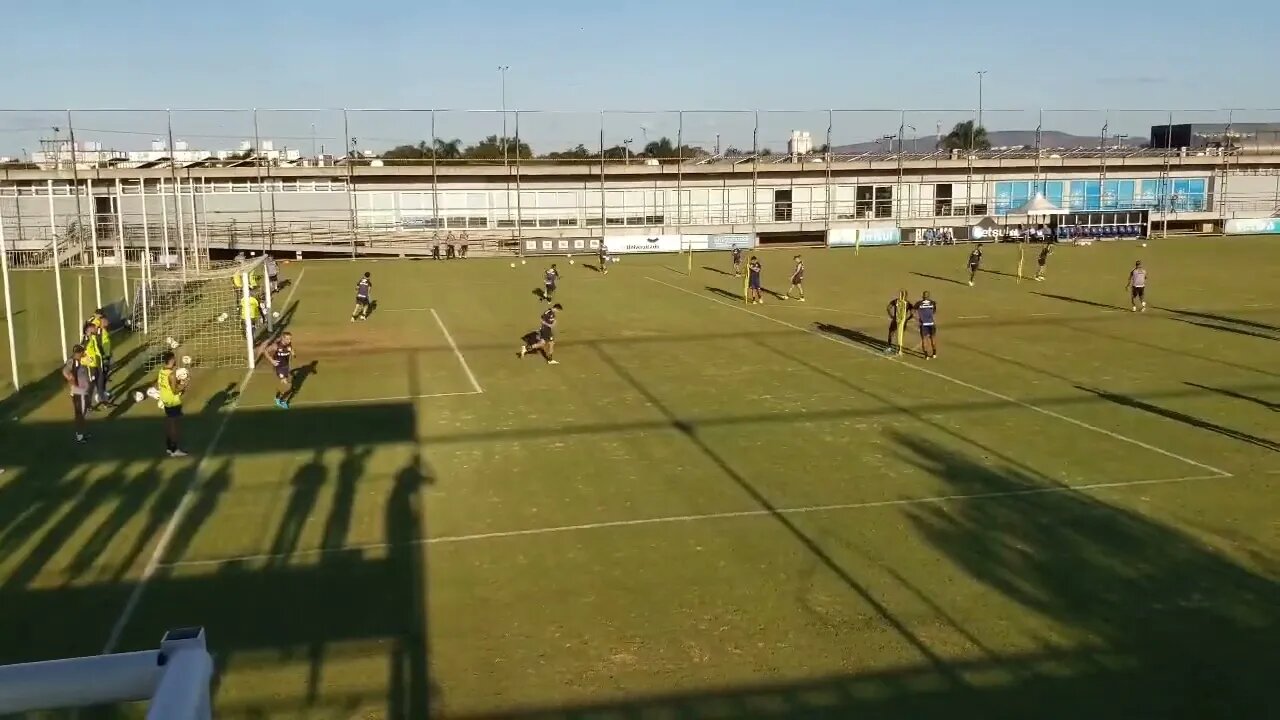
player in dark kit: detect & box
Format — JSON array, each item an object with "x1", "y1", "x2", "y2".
[
  {"x1": 1034, "y1": 244, "x2": 1052, "y2": 281},
  {"x1": 598, "y1": 242, "x2": 609, "y2": 275},
  {"x1": 915, "y1": 291, "x2": 938, "y2": 359},
  {"x1": 784, "y1": 255, "x2": 805, "y2": 301},
  {"x1": 731, "y1": 246, "x2": 743, "y2": 276},
  {"x1": 1128, "y1": 260, "x2": 1147, "y2": 312},
  {"x1": 351, "y1": 272, "x2": 373, "y2": 322},
  {"x1": 967, "y1": 247, "x2": 983, "y2": 286},
  {"x1": 544, "y1": 264, "x2": 560, "y2": 302},
  {"x1": 267, "y1": 331, "x2": 296, "y2": 409},
  {"x1": 885, "y1": 290, "x2": 912, "y2": 354},
  {"x1": 747, "y1": 256, "x2": 763, "y2": 304},
  {"x1": 519, "y1": 303, "x2": 562, "y2": 365}
]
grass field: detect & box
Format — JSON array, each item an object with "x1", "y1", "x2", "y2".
[{"x1": 1, "y1": 237, "x2": 1278, "y2": 719}]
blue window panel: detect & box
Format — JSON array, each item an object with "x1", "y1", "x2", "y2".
[
  {"x1": 1010, "y1": 181, "x2": 1030, "y2": 210},
  {"x1": 1069, "y1": 182, "x2": 1087, "y2": 210},
  {"x1": 1116, "y1": 180, "x2": 1135, "y2": 208},
  {"x1": 1138, "y1": 179, "x2": 1161, "y2": 208},
  {"x1": 1102, "y1": 180, "x2": 1119, "y2": 209},
  {"x1": 1075, "y1": 180, "x2": 1101, "y2": 211},
  {"x1": 994, "y1": 181, "x2": 1013, "y2": 214},
  {"x1": 1042, "y1": 181, "x2": 1064, "y2": 208},
  {"x1": 1186, "y1": 178, "x2": 1206, "y2": 210}
]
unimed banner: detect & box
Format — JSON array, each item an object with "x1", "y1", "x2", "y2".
[{"x1": 1224, "y1": 218, "x2": 1280, "y2": 235}]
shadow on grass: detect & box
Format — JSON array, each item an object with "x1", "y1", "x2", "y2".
[
  {"x1": 1185, "y1": 381, "x2": 1279, "y2": 411},
  {"x1": 1034, "y1": 291, "x2": 1129, "y2": 312},
  {"x1": 1171, "y1": 317, "x2": 1277, "y2": 342},
  {"x1": 1158, "y1": 306, "x2": 1279, "y2": 332},
  {"x1": 702, "y1": 265, "x2": 734, "y2": 277},
  {"x1": 1076, "y1": 384, "x2": 1279, "y2": 453},
  {"x1": 0, "y1": 399, "x2": 438, "y2": 719},
  {"x1": 911, "y1": 271, "x2": 968, "y2": 287},
  {"x1": 706, "y1": 285, "x2": 743, "y2": 302},
  {"x1": 814, "y1": 321, "x2": 890, "y2": 354},
  {"x1": 894, "y1": 431, "x2": 1280, "y2": 719}
]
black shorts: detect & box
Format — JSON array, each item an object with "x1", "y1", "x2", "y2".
[
  {"x1": 355, "y1": 296, "x2": 370, "y2": 306},
  {"x1": 791, "y1": 276, "x2": 803, "y2": 285},
  {"x1": 538, "y1": 326, "x2": 554, "y2": 342},
  {"x1": 71, "y1": 394, "x2": 89, "y2": 420},
  {"x1": 1131, "y1": 287, "x2": 1145, "y2": 300},
  {"x1": 276, "y1": 366, "x2": 291, "y2": 381},
  {"x1": 888, "y1": 321, "x2": 900, "y2": 335},
  {"x1": 164, "y1": 405, "x2": 183, "y2": 418},
  {"x1": 968, "y1": 263, "x2": 979, "y2": 272},
  {"x1": 545, "y1": 283, "x2": 556, "y2": 294},
  {"x1": 920, "y1": 324, "x2": 937, "y2": 337}
]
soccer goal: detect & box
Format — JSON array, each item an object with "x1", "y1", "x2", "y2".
[{"x1": 131, "y1": 255, "x2": 274, "y2": 370}]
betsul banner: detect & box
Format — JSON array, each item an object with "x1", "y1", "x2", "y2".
[
  {"x1": 828, "y1": 226, "x2": 900, "y2": 247},
  {"x1": 1225, "y1": 218, "x2": 1280, "y2": 235}
]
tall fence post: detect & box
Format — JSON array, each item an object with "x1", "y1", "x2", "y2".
[
  {"x1": 87, "y1": 178, "x2": 103, "y2": 308},
  {"x1": 344, "y1": 108, "x2": 356, "y2": 258},
  {"x1": 514, "y1": 110, "x2": 523, "y2": 246},
  {"x1": 253, "y1": 108, "x2": 266, "y2": 253},
  {"x1": 167, "y1": 110, "x2": 187, "y2": 281},
  {"x1": 824, "y1": 110, "x2": 833, "y2": 233},
  {"x1": 0, "y1": 200, "x2": 20, "y2": 390},
  {"x1": 47, "y1": 179, "x2": 69, "y2": 360},
  {"x1": 115, "y1": 178, "x2": 129, "y2": 309}
]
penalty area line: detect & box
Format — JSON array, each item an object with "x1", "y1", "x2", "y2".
[
  {"x1": 645, "y1": 275, "x2": 1231, "y2": 479},
  {"x1": 162, "y1": 472, "x2": 1230, "y2": 568},
  {"x1": 102, "y1": 268, "x2": 308, "y2": 654},
  {"x1": 431, "y1": 308, "x2": 484, "y2": 394},
  {"x1": 237, "y1": 390, "x2": 481, "y2": 409}
]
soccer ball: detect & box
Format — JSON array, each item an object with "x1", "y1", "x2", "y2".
[
  {"x1": 521, "y1": 259, "x2": 527, "y2": 265},
  {"x1": 133, "y1": 390, "x2": 144, "y2": 403},
  {"x1": 1141, "y1": 242, "x2": 1147, "y2": 248},
  {"x1": 612, "y1": 257, "x2": 620, "y2": 264},
  {"x1": 217, "y1": 312, "x2": 229, "y2": 322},
  {"x1": 569, "y1": 259, "x2": 574, "y2": 265},
  {"x1": 175, "y1": 367, "x2": 190, "y2": 381},
  {"x1": 181, "y1": 355, "x2": 193, "y2": 366},
  {"x1": 146, "y1": 387, "x2": 160, "y2": 400},
  {"x1": 510, "y1": 262, "x2": 516, "y2": 268},
  {"x1": 166, "y1": 336, "x2": 179, "y2": 349},
  {"x1": 272, "y1": 311, "x2": 280, "y2": 319}
]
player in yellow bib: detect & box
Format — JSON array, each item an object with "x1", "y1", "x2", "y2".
[{"x1": 157, "y1": 351, "x2": 188, "y2": 457}]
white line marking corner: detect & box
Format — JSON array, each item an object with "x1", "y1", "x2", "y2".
[{"x1": 431, "y1": 308, "x2": 484, "y2": 394}]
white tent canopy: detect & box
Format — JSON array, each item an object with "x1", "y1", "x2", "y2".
[{"x1": 1010, "y1": 192, "x2": 1066, "y2": 216}]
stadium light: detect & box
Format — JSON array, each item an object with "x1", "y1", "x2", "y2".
[{"x1": 0, "y1": 627, "x2": 213, "y2": 719}]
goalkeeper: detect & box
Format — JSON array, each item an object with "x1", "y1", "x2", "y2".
[
  {"x1": 158, "y1": 351, "x2": 189, "y2": 458},
  {"x1": 885, "y1": 290, "x2": 912, "y2": 355},
  {"x1": 241, "y1": 292, "x2": 265, "y2": 337}
]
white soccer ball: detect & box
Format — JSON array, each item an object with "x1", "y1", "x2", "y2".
[
  {"x1": 175, "y1": 367, "x2": 189, "y2": 381},
  {"x1": 217, "y1": 312, "x2": 229, "y2": 323},
  {"x1": 133, "y1": 390, "x2": 144, "y2": 403},
  {"x1": 569, "y1": 259, "x2": 574, "y2": 265},
  {"x1": 510, "y1": 262, "x2": 516, "y2": 268},
  {"x1": 145, "y1": 387, "x2": 160, "y2": 400},
  {"x1": 612, "y1": 257, "x2": 620, "y2": 264},
  {"x1": 182, "y1": 355, "x2": 193, "y2": 366},
  {"x1": 272, "y1": 311, "x2": 280, "y2": 319},
  {"x1": 1141, "y1": 242, "x2": 1147, "y2": 248},
  {"x1": 165, "y1": 336, "x2": 177, "y2": 348},
  {"x1": 521, "y1": 259, "x2": 527, "y2": 265}
]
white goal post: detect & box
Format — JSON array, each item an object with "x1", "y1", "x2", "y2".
[
  {"x1": 132, "y1": 255, "x2": 274, "y2": 371},
  {"x1": 0, "y1": 627, "x2": 213, "y2": 719}
]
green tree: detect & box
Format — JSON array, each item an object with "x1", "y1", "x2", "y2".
[
  {"x1": 381, "y1": 143, "x2": 427, "y2": 160},
  {"x1": 939, "y1": 121, "x2": 991, "y2": 151},
  {"x1": 541, "y1": 144, "x2": 594, "y2": 160},
  {"x1": 463, "y1": 135, "x2": 533, "y2": 161},
  {"x1": 433, "y1": 138, "x2": 462, "y2": 160}
]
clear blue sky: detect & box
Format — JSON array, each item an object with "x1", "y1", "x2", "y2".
[{"x1": 3, "y1": 0, "x2": 1278, "y2": 155}]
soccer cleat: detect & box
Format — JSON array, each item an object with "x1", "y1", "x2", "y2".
[
  {"x1": 1131, "y1": 306, "x2": 1137, "y2": 312},
  {"x1": 350, "y1": 317, "x2": 356, "y2": 322},
  {"x1": 799, "y1": 297, "x2": 805, "y2": 302},
  {"x1": 968, "y1": 281, "x2": 975, "y2": 287},
  {"x1": 547, "y1": 359, "x2": 560, "y2": 365},
  {"x1": 168, "y1": 449, "x2": 190, "y2": 458},
  {"x1": 75, "y1": 434, "x2": 87, "y2": 444},
  {"x1": 518, "y1": 346, "x2": 526, "y2": 358}
]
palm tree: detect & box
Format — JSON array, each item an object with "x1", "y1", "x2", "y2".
[
  {"x1": 433, "y1": 138, "x2": 463, "y2": 160},
  {"x1": 939, "y1": 121, "x2": 991, "y2": 151}
]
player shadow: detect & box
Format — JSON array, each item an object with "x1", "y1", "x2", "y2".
[
  {"x1": 582, "y1": 262, "x2": 604, "y2": 273},
  {"x1": 531, "y1": 287, "x2": 547, "y2": 302},
  {"x1": 702, "y1": 265, "x2": 735, "y2": 277},
  {"x1": 1033, "y1": 291, "x2": 1129, "y2": 312},
  {"x1": 1170, "y1": 317, "x2": 1277, "y2": 342},
  {"x1": 1157, "y1": 306, "x2": 1278, "y2": 332},
  {"x1": 910, "y1": 271, "x2": 967, "y2": 287},
  {"x1": 201, "y1": 382, "x2": 242, "y2": 415},
  {"x1": 288, "y1": 361, "x2": 320, "y2": 403},
  {"x1": 362, "y1": 299, "x2": 380, "y2": 319},
  {"x1": 1075, "y1": 384, "x2": 1280, "y2": 453},
  {"x1": 814, "y1": 322, "x2": 894, "y2": 354},
  {"x1": 1184, "y1": 381, "x2": 1280, "y2": 411},
  {"x1": 978, "y1": 267, "x2": 1023, "y2": 280},
  {"x1": 706, "y1": 286, "x2": 745, "y2": 302}
]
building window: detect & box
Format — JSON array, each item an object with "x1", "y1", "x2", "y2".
[{"x1": 873, "y1": 186, "x2": 893, "y2": 218}]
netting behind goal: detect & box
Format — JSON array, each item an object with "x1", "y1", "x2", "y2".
[{"x1": 131, "y1": 257, "x2": 267, "y2": 371}]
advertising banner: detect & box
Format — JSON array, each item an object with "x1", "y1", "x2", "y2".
[
  {"x1": 523, "y1": 238, "x2": 599, "y2": 254},
  {"x1": 1225, "y1": 218, "x2": 1280, "y2": 235},
  {"x1": 828, "y1": 227, "x2": 901, "y2": 247},
  {"x1": 707, "y1": 233, "x2": 756, "y2": 250}
]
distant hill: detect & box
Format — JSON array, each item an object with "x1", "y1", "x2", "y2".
[{"x1": 833, "y1": 130, "x2": 1146, "y2": 153}]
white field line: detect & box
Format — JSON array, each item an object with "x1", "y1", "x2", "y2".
[
  {"x1": 430, "y1": 308, "x2": 484, "y2": 394},
  {"x1": 237, "y1": 390, "x2": 481, "y2": 409},
  {"x1": 162, "y1": 472, "x2": 1229, "y2": 568},
  {"x1": 646, "y1": 275, "x2": 1231, "y2": 479},
  {"x1": 957, "y1": 315, "x2": 990, "y2": 320},
  {"x1": 101, "y1": 271, "x2": 310, "y2": 653}
]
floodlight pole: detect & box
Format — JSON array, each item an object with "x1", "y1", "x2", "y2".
[{"x1": 0, "y1": 201, "x2": 20, "y2": 390}]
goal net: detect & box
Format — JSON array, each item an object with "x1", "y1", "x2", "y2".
[{"x1": 130, "y1": 256, "x2": 273, "y2": 371}]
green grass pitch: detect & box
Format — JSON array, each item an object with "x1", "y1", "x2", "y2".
[{"x1": 0, "y1": 237, "x2": 1277, "y2": 719}]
